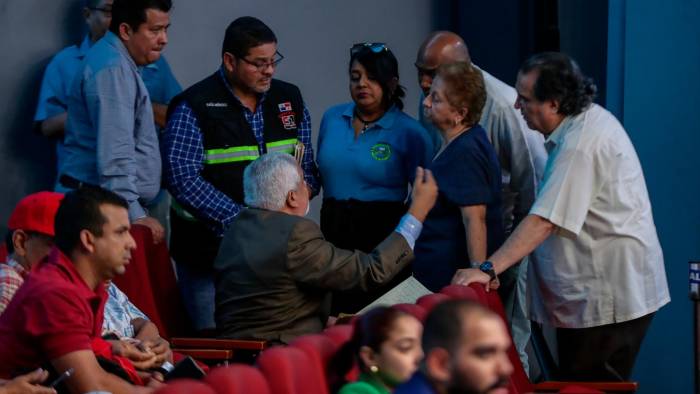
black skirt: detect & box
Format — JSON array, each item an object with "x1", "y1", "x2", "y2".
[{"x1": 321, "y1": 198, "x2": 409, "y2": 315}]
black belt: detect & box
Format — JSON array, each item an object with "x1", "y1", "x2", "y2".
[{"x1": 59, "y1": 174, "x2": 96, "y2": 190}]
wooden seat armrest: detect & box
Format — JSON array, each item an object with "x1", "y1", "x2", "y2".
[
  {"x1": 533, "y1": 381, "x2": 638, "y2": 392},
  {"x1": 171, "y1": 337, "x2": 268, "y2": 351},
  {"x1": 172, "y1": 348, "x2": 234, "y2": 361}
]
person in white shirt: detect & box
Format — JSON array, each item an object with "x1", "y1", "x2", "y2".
[
  {"x1": 415, "y1": 31, "x2": 546, "y2": 373},
  {"x1": 453, "y1": 52, "x2": 670, "y2": 381}
]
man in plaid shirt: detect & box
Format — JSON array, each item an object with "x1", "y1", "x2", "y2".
[
  {"x1": 0, "y1": 192, "x2": 63, "y2": 315},
  {"x1": 163, "y1": 16, "x2": 320, "y2": 331}
]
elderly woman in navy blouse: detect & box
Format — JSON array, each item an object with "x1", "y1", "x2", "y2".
[
  {"x1": 317, "y1": 43, "x2": 433, "y2": 314},
  {"x1": 413, "y1": 62, "x2": 504, "y2": 292}
]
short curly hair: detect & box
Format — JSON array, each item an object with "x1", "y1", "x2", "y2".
[
  {"x1": 436, "y1": 62, "x2": 486, "y2": 127},
  {"x1": 519, "y1": 52, "x2": 597, "y2": 116}
]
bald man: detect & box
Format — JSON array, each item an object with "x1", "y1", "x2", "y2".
[{"x1": 415, "y1": 31, "x2": 547, "y2": 374}]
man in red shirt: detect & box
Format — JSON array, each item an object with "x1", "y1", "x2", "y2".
[
  {"x1": 0, "y1": 192, "x2": 63, "y2": 314},
  {"x1": 0, "y1": 186, "x2": 156, "y2": 393}
]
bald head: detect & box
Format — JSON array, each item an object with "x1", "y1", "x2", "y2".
[{"x1": 416, "y1": 31, "x2": 471, "y2": 95}]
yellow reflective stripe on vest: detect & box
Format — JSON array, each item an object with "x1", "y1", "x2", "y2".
[
  {"x1": 266, "y1": 138, "x2": 298, "y2": 154},
  {"x1": 204, "y1": 145, "x2": 260, "y2": 164}
]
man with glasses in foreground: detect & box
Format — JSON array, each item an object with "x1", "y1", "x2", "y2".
[{"x1": 163, "y1": 16, "x2": 320, "y2": 332}]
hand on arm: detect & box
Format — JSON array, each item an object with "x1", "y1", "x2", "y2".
[
  {"x1": 0, "y1": 369, "x2": 56, "y2": 394},
  {"x1": 132, "y1": 217, "x2": 165, "y2": 244},
  {"x1": 407, "y1": 167, "x2": 438, "y2": 222}
]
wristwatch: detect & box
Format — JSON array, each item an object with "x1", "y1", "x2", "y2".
[{"x1": 479, "y1": 261, "x2": 497, "y2": 281}]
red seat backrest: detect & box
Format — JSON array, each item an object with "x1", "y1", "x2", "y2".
[
  {"x1": 257, "y1": 346, "x2": 328, "y2": 394},
  {"x1": 416, "y1": 293, "x2": 451, "y2": 313},
  {"x1": 154, "y1": 379, "x2": 217, "y2": 394},
  {"x1": 393, "y1": 303, "x2": 427, "y2": 321},
  {"x1": 0, "y1": 243, "x2": 7, "y2": 262},
  {"x1": 290, "y1": 333, "x2": 339, "y2": 392},
  {"x1": 322, "y1": 324, "x2": 353, "y2": 347},
  {"x1": 322, "y1": 325, "x2": 359, "y2": 382},
  {"x1": 440, "y1": 284, "x2": 481, "y2": 301},
  {"x1": 113, "y1": 224, "x2": 190, "y2": 339},
  {"x1": 205, "y1": 365, "x2": 271, "y2": 394}
]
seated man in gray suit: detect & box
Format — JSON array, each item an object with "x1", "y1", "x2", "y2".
[{"x1": 214, "y1": 153, "x2": 437, "y2": 343}]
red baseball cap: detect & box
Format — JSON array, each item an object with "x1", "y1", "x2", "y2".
[{"x1": 7, "y1": 192, "x2": 64, "y2": 237}]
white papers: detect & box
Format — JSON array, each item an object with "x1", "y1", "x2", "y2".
[{"x1": 357, "y1": 276, "x2": 433, "y2": 314}]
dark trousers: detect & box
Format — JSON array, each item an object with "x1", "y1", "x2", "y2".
[
  {"x1": 556, "y1": 312, "x2": 655, "y2": 381},
  {"x1": 320, "y1": 198, "x2": 408, "y2": 315}
]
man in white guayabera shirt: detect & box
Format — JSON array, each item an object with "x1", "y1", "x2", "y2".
[{"x1": 453, "y1": 52, "x2": 670, "y2": 381}]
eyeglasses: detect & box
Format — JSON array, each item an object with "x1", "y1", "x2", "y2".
[
  {"x1": 237, "y1": 51, "x2": 285, "y2": 72},
  {"x1": 350, "y1": 42, "x2": 389, "y2": 57},
  {"x1": 88, "y1": 7, "x2": 112, "y2": 16}
]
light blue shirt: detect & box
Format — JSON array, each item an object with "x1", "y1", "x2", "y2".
[
  {"x1": 140, "y1": 56, "x2": 181, "y2": 106},
  {"x1": 61, "y1": 31, "x2": 162, "y2": 220},
  {"x1": 395, "y1": 213, "x2": 422, "y2": 249},
  {"x1": 35, "y1": 36, "x2": 92, "y2": 184},
  {"x1": 103, "y1": 283, "x2": 148, "y2": 339},
  {"x1": 317, "y1": 103, "x2": 434, "y2": 201}
]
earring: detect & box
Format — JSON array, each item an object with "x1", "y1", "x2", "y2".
[{"x1": 370, "y1": 365, "x2": 379, "y2": 373}]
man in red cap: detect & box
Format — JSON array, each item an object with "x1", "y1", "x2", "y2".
[{"x1": 0, "y1": 191, "x2": 63, "y2": 314}]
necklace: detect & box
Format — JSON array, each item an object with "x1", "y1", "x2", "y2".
[{"x1": 354, "y1": 109, "x2": 383, "y2": 132}]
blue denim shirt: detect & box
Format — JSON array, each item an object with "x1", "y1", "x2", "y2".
[
  {"x1": 34, "y1": 36, "x2": 92, "y2": 187},
  {"x1": 61, "y1": 32, "x2": 161, "y2": 220}
]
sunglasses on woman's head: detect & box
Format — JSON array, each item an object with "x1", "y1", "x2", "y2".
[{"x1": 350, "y1": 42, "x2": 389, "y2": 57}]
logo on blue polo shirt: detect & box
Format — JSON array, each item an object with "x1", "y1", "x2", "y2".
[{"x1": 370, "y1": 143, "x2": 392, "y2": 161}]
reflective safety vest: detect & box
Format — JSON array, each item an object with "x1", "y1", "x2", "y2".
[{"x1": 167, "y1": 73, "x2": 304, "y2": 221}]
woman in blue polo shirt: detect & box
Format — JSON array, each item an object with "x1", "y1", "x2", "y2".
[
  {"x1": 414, "y1": 62, "x2": 505, "y2": 292},
  {"x1": 317, "y1": 43, "x2": 433, "y2": 314}
]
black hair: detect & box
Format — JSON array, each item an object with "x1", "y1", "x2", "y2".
[
  {"x1": 349, "y1": 45, "x2": 406, "y2": 110},
  {"x1": 519, "y1": 52, "x2": 597, "y2": 116},
  {"x1": 422, "y1": 299, "x2": 494, "y2": 354},
  {"x1": 53, "y1": 187, "x2": 128, "y2": 256},
  {"x1": 328, "y1": 307, "x2": 412, "y2": 392},
  {"x1": 222, "y1": 16, "x2": 277, "y2": 58},
  {"x1": 108, "y1": 0, "x2": 172, "y2": 35}
]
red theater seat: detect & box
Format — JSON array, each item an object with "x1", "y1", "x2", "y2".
[
  {"x1": 113, "y1": 224, "x2": 189, "y2": 339},
  {"x1": 205, "y1": 365, "x2": 271, "y2": 394},
  {"x1": 257, "y1": 346, "x2": 328, "y2": 394},
  {"x1": 440, "y1": 284, "x2": 481, "y2": 301},
  {"x1": 416, "y1": 293, "x2": 451, "y2": 312},
  {"x1": 154, "y1": 379, "x2": 216, "y2": 394},
  {"x1": 322, "y1": 324, "x2": 353, "y2": 347},
  {"x1": 290, "y1": 334, "x2": 339, "y2": 390},
  {"x1": 322, "y1": 325, "x2": 359, "y2": 382},
  {"x1": 393, "y1": 303, "x2": 427, "y2": 321}
]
